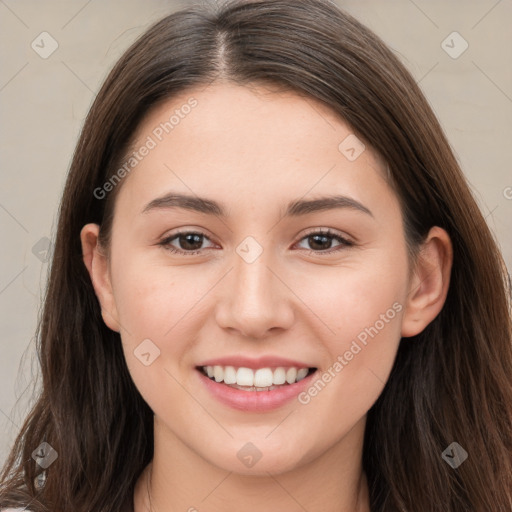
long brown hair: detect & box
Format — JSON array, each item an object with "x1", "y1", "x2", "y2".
[{"x1": 1, "y1": 0, "x2": 511, "y2": 510}]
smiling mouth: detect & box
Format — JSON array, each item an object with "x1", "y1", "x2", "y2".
[{"x1": 196, "y1": 365, "x2": 318, "y2": 391}]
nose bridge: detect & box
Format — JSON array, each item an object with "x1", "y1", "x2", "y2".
[
  {"x1": 236, "y1": 250, "x2": 271, "y2": 301},
  {"x1": 216, "y1": 234, "x2": 293, "y2": 337}
]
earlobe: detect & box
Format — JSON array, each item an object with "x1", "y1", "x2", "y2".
[
  {"x1": 80, "y1": 223, "x2": 120, "y2": 332},
  {"x1": 401, "y1": 226, "x2": 453, "y2": 338}
]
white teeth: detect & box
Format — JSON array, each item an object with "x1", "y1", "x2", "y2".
[
  {"x1": 223, "y1": 366, "x2": 237, "y2": 384},
  {"x1": 236, "y1": 367, "x2": 254, "y2": 386},
  {"x1": 286, "y1": 367, "x2": 297, "y2": 384},
  {"x1": 296, "y1": 368, "x2": 309, "y2": 381},
  {"x1": 201, "y1": 365, "x2": 313, "y2": 387},
  {"x1": 213, "y1": 365, "x2": 223, "y2": 383},
  {"x1": 254, "y1": 368, "x2": 273, "y2": 387},
  {"x1": 272, "y1": 367, "x2": 286, "y2": 385}
]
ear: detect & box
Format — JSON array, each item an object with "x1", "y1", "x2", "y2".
[
  {"x1": 401, "y1": 226, "x2": 453, "y2": 337},
  {"x1": 80, "y1": 223, "x2": 120, "y2": 332}
]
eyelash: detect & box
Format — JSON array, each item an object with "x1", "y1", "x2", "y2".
[{"x1": 158, "y1": 228, "x2": 354, "y2": 256}]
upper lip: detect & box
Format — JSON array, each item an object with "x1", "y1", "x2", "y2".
[{"x1": 196, "y1": 355, "x2": 316, "y2": 370}]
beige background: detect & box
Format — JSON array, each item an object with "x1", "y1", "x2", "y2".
[{"x1": 1, "y1": 0, "x2": 511, "y2": 465}]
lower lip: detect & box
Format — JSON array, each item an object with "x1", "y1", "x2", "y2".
[{"x1": 196, "y1": 368, "x2": 317, "y2": 412}]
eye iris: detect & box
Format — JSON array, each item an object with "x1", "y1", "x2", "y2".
[
  {"x1": 179, "y1": 233, "x2": 203, "y2": 250},
  {"x1": 309, "y1": 234, "x2": 332, "y2": 251}
]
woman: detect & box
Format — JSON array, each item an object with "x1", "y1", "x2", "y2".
[{"x1": 1, "y1": 0, "x2": 511, "y2": 511}]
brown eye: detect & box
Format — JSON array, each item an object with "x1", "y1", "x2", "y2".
[
  {"x1": 296, "y1": 229, "x2": 353, "y2": 254},
  {"x1": 159, "y1": 231, "x2": 215, "y2": 255}
]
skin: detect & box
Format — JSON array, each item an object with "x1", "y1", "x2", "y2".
[{"x1": 81, "y1": 81, "x2": 452, "y2": 512}]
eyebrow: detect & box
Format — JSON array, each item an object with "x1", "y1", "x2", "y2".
[{"x1": 142, "y1": 192, "x2": 373, "y2": 218}]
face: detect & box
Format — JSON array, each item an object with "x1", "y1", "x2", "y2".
[{"x1": 82, "y1": 81, "x2": 435, "y2": 476}]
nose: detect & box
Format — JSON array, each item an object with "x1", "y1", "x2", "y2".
[{"x1": 215, "y1": 245, "x2": 295, "y2": 339}]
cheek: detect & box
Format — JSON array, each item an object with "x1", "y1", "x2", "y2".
[
  {"x1": 303, "y1": 249, "x2": 407, "y2": 346},
  {"x1": 109, "y1": 254, "x2": 206, "y2": 396},
  {"x1": 111, "y1": 250, "x2": 202, "y2": 337},
  {"x1": 291, "y1": 250, "x2": 406, "y2": 417}
]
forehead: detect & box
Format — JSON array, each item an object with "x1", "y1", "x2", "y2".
[
  {"x1": 115, "y1": 81, "x2": 390, "y2": 215},
  {"x1": 131, "y1": 81, "x2": 372, "y2": 163}
]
